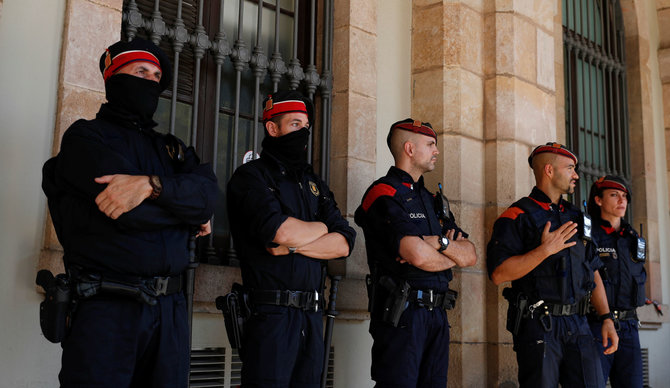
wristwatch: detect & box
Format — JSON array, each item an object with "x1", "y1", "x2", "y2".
[
  {"x1": 599, "y1": 312, "x2": 615, "y2": 322},
  {"x1": 438, "y1": 236, "x2": 450, "y2": 252},
  {"x1": 148, "y1": 175, "x2": 162, "y2": 200},
  {"x1": 288, "y1": 247, "x2": 297, "y2": 254}
]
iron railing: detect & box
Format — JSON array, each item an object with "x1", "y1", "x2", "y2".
[
  {"x1": 122, "y1": 0, "x2": 334, "y2": 264},
  {"x1": 563, "y1": 0, "x2": 631, "y2": 205}
]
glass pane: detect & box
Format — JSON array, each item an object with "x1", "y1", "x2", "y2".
[
  {"x1": 213, "y1": 114, "x2": 257, "y2": 237},
  {"x1": 154, "y1": 97, "x2": 192, "y2": 145}
]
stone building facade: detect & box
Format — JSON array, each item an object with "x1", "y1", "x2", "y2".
[{"x1": 1, "y1": 0, "x2": 669, "y2": 387}]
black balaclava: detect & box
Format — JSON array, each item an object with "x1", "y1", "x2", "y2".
[
  {"x1": 104, "y1": 73, "x2": 161, "y2": 127},
  {"x1": 262, "y1": 126, "x2": 310, "y2": 170}
]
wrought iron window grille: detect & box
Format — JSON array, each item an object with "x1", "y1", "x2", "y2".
[{"x1": 122, "y1": 0, "x2": 334, "y2": 265}]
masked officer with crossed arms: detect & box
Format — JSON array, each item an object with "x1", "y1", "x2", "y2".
[
  {"x1": 41, "y1": 38, "x2": 217, "y2": 387},
  {"x1": 226, "y1": 90, "x2": 356, "y2": 387},
  {"x1": 355, "y1": 118, "x2": 477, "y2": 388},
  {"x1": 487, "y1": 142, "x2": 618, "y2": 388},
  {"x1": 586, "y1": 175, "x2": 646, "y2": 388}
]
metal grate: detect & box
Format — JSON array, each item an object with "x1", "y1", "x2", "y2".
[
  {"x1": 189, "y1": 348, "x2": 226, "y2": 388},
  {"x1": 189, "y1": 346, "x2": 332, "y2": 388},
  {"x1": 324, "y1": 346, "x2": 334, "y2": 388},
  {"x1": 642, "y1": 347, "x2": 650, "y2": 388},
  {"x1": 230, "y1": 348, "x2": 242, "y2": 387},
  {"x1": 122, "y1": 0, "x2": 335, "y2": 266},
  {"x1": 562, "y1": 0, "x2": 631, "y2": 206}
]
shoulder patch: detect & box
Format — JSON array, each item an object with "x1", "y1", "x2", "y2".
[
  {"x1": 499, "y1": 206, "x2": 524, "y2": 220},
  {"x1": 362, "y1": 183, "x2": 397, "y2": 211}
]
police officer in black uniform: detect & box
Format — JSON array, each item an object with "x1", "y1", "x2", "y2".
[
  {"x1": 226, "y1": 90, "x2": 356, "y2": 387},
  {"x1": 586, "y1": 175, "x2": 646, "y2": 388},
  {"x1": 487, "y1": 142, "x2": 618, "y2": 388},
  {"x1": 41, "y1": 38, "x2": 217, "y2": 387},
  {"x1": 355, "y1": 119, "x2": 477, "y2": 388}
]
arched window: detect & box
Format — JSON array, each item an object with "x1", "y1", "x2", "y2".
[{"x1": 563, "y1": 0, "x2": 631, "y2": 206}]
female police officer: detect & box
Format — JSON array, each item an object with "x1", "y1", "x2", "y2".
[{"x1": 587, "y1": 175, "x2": 647, "y2": 388}]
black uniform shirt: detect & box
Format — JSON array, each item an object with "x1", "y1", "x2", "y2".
[
  {"x1": 355, "y1": 166, "x2": 466, "y2": 292},
  {"x1": 592, "y1": 218, "x2": 647, "y2": 310},
  {"x1": 226, "y1": 150, "x2": 355, "y2": 291},
  {"x1": 42, "y1": 104, "x2": 218, "y2": 277},
  {"x1": 487, "y1": 187, "x2": 602, "y2": 304}
]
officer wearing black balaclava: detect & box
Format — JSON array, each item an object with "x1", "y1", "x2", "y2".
[
  {"x1": 41, "y1": 38, "x2": 217, "y2": 387},
  {"x1": 226, "y1": 90, "x2": 356, "y2": 387}
]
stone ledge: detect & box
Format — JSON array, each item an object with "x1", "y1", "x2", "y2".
[{"x1": 638, "y1": 303, "x2": 669, "y2": 329}]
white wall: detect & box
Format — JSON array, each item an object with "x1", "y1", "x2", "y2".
[
  {"x1": 637, "y1": 1, "x2": 670, "y2": 386},
  {"x1": 0, "y1": 0, "x2": 66, "y2": 386},
  {"x1": 326, "y1": 2, "x2": 413, "y2": 387},
  {"x1": 375, "y1": 0, "x2": 411, "y2": 179}
]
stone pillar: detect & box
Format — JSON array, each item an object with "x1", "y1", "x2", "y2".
[
  {"x1": 621, "y1": 0, "x2": 663, "y2": 303},
  {"x1": 411, "y1": 1, "x2": 489, "y2": 386},
  {"x1": 482, "y1": 1, "x2": 558, "y2": 387},
  {"x1": 658, "y1": 3, "x2": 670, "y2": 279},
  {"x1": 330, "y1": 0, "x2": 377, "y2": 314},
  {"x1": 38, "y1": 0, "x2": 122, "y2": 273}
]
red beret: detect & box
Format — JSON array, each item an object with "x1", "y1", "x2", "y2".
[
  {"x1": 387, "y1": 118, "x2": 437, "y2": 147},
  {"x1": 528, "y1": 142, "x2": 578, "y2": 167},
  {"x1": 595, "y1": 175, "x2": 629, "y2": 194},
  {"x1": 262, "y1": 90, "x2": 311, "y2": 122}
]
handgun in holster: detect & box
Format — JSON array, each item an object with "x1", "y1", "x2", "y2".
[
  {"x1": 36, "y1": 269, "x2": 74, "y2": 343},
  {"x1": 215, "y1": 283, "x2": 250, "y2": 350},
  {"x1": 502, "y1": 287, "x2": 528, "y2": 336},
  {"x1": 365, "y1": 272, "x2": 378, "y2": 314},
  {"x1": 444, "y1": 289, "x2": 458, "y2": 310},
  {"x1": 379, "y1": 276, "x2": 411, "y2": 327}
]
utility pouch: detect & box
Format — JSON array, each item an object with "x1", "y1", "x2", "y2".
[
  {"x1": 379, "y1": 276, "x2": 410, "y2": 327},
  {"x1": 36, "y1": 270, "x2": 73, "y2": 343},
  {"x1": 502, "y1": 287, "x2": 527, "y2": 336},
  {"x1": 215, "y1": 283, "x2": 249, "y2": 350}
]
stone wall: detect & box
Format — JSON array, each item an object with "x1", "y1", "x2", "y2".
[{"x1": 38, "y1": 0, "x2": 123, "y2": 274}]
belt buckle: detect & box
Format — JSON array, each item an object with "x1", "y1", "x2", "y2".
[
  {"x1": 313, "y1": 290, "x2": 319, "y2": 312},
  {"x1": 287, "y1": 290, "x2": 300, "y2": 308},
  {"x1": 561, "y1": 304, "x2": 569, "y2": 315},
  {"x1": 153, "y1": 277, "x2": 169, "y2": 296},
  {"x1": 427, "y1": 289, "x2": 434, "y2": 311}
]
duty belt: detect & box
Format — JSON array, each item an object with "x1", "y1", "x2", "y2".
[
  {"x1": 249, "y1": 289, "x2": 322, "y2": 312},
  {"x1": 613, "y1": 309, "x2": 637, "y2": 321},
  {"x1": 140, "y1": 275, "x2": 184, "y2": 296},
  {"x1": 408, "y1": 289, "x2": 456, "y2": 311},
  {"x1": 74, "y1": 272, "x2": 184, "y2": 305}
]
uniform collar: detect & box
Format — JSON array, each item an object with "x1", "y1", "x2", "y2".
[
  {"x1": 528, "y1": 186, "x2": 566, "y2": 212},
  {"x1": 596, "y1": 218, "x2": 629, "y2": 236},
  {"x1": 97, "y1": 103, "x2": 158, "y2": 132},
  {"x1": 388, "y1": 166, "x2": 424, "y2": 189},
  {"x1": 260, "y1": 149, "x2": 312, "y2": 176}
]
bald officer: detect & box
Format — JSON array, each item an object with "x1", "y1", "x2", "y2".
[
  {"x1": 355, "y1": 118, "x2": 477, "y2": 388},
  {"x1": 487, "y1": 142, "x2": 618, "y2": 388}
]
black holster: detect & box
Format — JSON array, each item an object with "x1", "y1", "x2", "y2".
[
  {"x1": 36, "y1": 270, "x2": 74, "y2": 343},
  {"x1": 378, "y1": 276, "x2": 411, "y2": 327},
  {"x1": 444, "y1": 289, "x2": 458, "y2": 310},
  {"x1": 215, "y1": 283, "x2": 250, "y2": 350},
  {"x1": 503, "y1": 287, "x2": 528, "y2": 336},
  {"x1": 365, "y1": 273, "x2": 376, "y2": 313}
]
